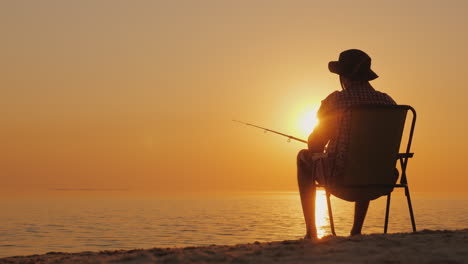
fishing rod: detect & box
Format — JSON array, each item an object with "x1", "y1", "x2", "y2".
[{"x1": 232, "y1": 120, "x2": 307, "y2": 144}]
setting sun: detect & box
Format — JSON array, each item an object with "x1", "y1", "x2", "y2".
[{"x1": 297, "y1": 105, "x2": 320, "y2": 137}]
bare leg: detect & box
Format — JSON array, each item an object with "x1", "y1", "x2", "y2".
[
  {"x1": 350, "y1": 200, "x2": 370, "y2": 236},
  {"x1": 297, "y1": 149, "x2": 317, "y2": 239}
]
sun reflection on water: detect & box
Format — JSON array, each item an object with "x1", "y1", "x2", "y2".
[{"x1": 315, "y1": 190, "x2": 330, "y2": 238}]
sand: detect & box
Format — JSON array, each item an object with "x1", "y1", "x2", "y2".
[{"x1": 1, "y1": 229, "x2": 467, "y2": 264}]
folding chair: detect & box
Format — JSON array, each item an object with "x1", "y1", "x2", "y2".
[{"x1": 316, "y1": 104, "x2": 417, "y2": 235}]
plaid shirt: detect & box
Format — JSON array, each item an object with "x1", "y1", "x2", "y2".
[{"x1": 308, "y1": 80, "x2": 396, "y2": 183}]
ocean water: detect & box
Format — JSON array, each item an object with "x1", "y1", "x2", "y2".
[{"x1": 1, "y1": 191, "x2": 467, "y2": 258}]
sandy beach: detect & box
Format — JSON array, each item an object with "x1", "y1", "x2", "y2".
[{"x1": 1, "y1": 229, "x2": 467, "y2": 264}]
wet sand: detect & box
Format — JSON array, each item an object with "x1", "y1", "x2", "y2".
[{"x1": 1, "y1": 229, "x2": 467, "y2": 264}]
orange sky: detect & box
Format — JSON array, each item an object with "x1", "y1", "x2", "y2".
[{"x1": 1, "y1": 1, "x2": 468, "y2": 195}]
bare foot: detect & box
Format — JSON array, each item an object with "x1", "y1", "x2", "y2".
[{"x1": 303, "y1": 233, "x2": 318, "y2": 240}]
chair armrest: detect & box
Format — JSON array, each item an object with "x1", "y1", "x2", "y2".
[{"x1": 397, "y1": 153, "x2": 414, "y2": 159}]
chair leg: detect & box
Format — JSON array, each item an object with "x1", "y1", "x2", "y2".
[
  {"x1": 325, "y1": 190, "x2": 336, "y2": 236},
  {"x1": 384, "y1": 193, "x2": 391, "y2": 234},
  {"x1": 405, "y1": 186, "x2": 417, "y2": 232}
]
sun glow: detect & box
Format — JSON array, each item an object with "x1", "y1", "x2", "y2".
[{"x1": 297, "y1": 105, "x2": 320, "y2": 138}]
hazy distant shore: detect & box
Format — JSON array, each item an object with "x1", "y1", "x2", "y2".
[{"x1": 1, "y1": 229, "x2": 467, "y2": 264}]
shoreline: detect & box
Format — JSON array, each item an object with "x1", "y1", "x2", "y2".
[{"x1": 1, "y1": 229, "x2": 467, "y2": 263}]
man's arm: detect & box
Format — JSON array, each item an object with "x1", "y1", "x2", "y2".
[
  {"x1": 307, "y1": 117, "x2": 332, "y2": 153},
  {"x1": 308, "y1": 92, "x2": 339, "y2": 153}
]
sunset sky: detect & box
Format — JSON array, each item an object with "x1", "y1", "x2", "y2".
[{"x1": 1, "y1": 0, "x2": 468, "y2": 195}]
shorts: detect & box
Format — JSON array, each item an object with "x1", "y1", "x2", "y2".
[{"x1": 297, "y1": 149, "x2": 334, "y2": 186}]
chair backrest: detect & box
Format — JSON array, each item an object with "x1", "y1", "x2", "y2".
[{"x1": 329, "y1": 105, "x2": 412, "y2": 201}]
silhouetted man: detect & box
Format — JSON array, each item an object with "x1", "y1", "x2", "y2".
[{"x1": 297, "y1": 49, "x2": 396, "y2": 239}]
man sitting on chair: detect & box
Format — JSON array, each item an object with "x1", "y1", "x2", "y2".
[{"x1": 298, "y1": 49, "x2": 396, "y2": 239}]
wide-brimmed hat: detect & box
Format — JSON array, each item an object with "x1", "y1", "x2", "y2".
[{"x1": 328, "y1": 49, "x2": 378, "y2": 81}]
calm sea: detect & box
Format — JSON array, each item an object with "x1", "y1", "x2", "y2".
[{"x1": 1, "y1": 190, "x2": 467, "y2": 258}]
